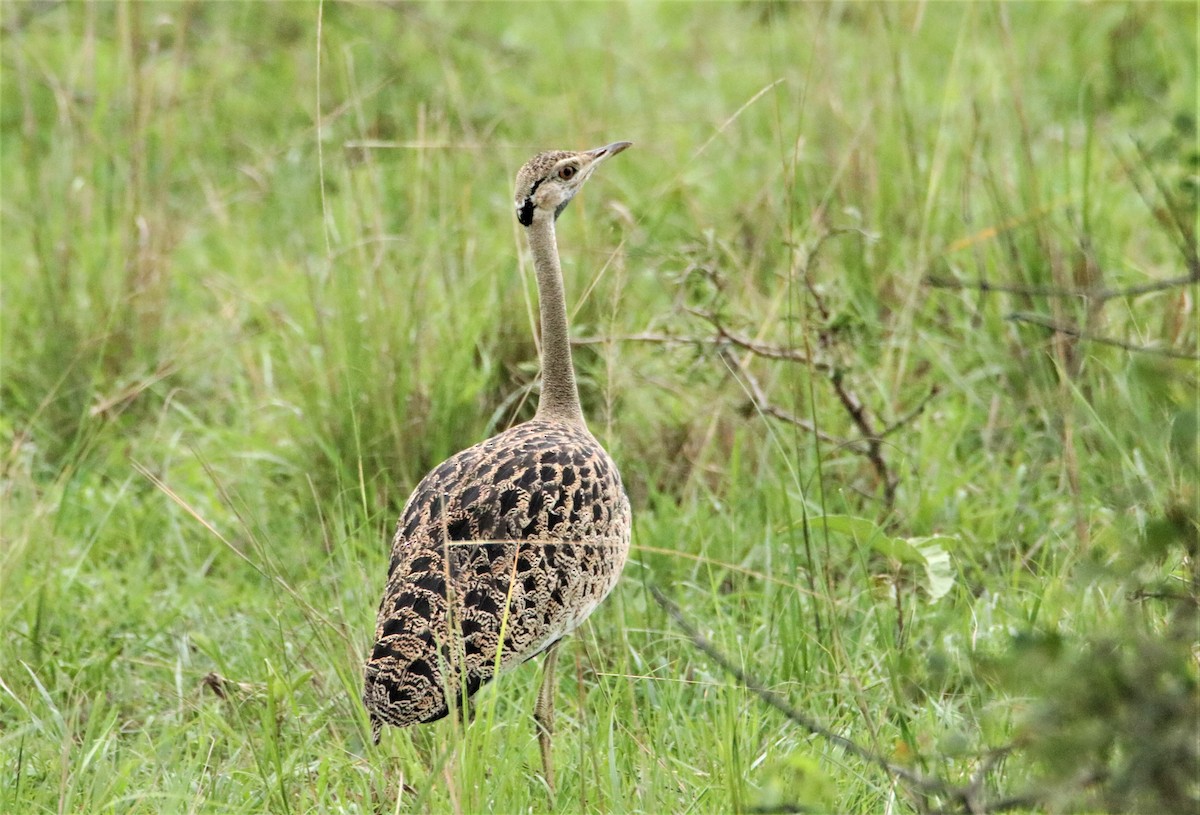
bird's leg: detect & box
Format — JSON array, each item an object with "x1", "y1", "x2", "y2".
[
  {"x1": 454, "y1": 694, "x2": 476, "y2": 725},
  {"x1": 534, "y1": 641, "x2": 560, "y2": 796}
]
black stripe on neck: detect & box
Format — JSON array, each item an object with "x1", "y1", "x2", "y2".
[
  {"x1": 518, "y1": 176, "x2": 548, "y2": 227},
  {"x1": 518, "y1": 198, "x2": 535, "y2": 226}
]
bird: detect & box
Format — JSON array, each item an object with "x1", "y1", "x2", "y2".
[{"x1": 363, "y1": 141, "x2": 633, "y2": 792}]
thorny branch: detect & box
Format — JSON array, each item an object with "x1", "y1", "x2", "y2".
[
  {"x1": 714, "y1": 347, "x2": 844, "y2": 447},
  {"x1": 1008, "y1": 312, "x2": 1200, "y2": 361},
  {"x1": 576, "y1": 305, "x2": 937, "y2": 509},
  {"x1": 683, "y1": 306, "x2": 831, "y2": 370},
  {"x1": 925, "y1": 140, "x2": 1198, "y2": 363},
  {"x1": 714, "y1": 345, "x2": 913, "y2": 510},
  {"x1": 650, "y1": 586, "x2": 936, "y2": 792},
  {"x1": 651, "y1": 586, "x2": 1096, "y2": 815},
  {"x1": 573, "y1": 324, "x2": 827, "y2": 369},
  {"x1": 686, "y1": 302, "x2": 902, "y2": 494},
  {"x1": 881, "y1": 385, "x2": 942, "y2": 439},
  {"x1": 923, "y1": 271, "x2": 1199, "y2": 302}
]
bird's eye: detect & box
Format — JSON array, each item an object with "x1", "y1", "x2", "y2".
[{"x1": 558, "y1": 165, "x2": 577, "y2": 180}]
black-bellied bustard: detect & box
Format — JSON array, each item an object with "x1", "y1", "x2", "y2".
[{"x1": 363, "y1": 142, "x2": 633, "y2": 791}]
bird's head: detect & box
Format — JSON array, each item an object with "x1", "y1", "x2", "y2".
[{"x1": 514, "y1": 141, "x2": 631, "y2": 228}]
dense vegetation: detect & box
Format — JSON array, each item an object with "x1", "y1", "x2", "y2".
[{"x1": 2, "y1": 3, "x2": 1196, "y2": 813}]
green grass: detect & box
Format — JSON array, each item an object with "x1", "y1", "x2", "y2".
[{"x1": 2, "y1": 2, "x2": 1197, "y2": 813}]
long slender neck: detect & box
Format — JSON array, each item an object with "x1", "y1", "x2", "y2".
[{"x1": 526, "y1": 217, "x2": 584, "y2": 425}]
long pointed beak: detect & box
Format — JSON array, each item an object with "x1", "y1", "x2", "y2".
[{"x1": 585, "y1": 141, "x2": 632, "y2": 162}]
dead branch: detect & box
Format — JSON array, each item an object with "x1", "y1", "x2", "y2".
[
  {"x1": 716, "y1": 347, "x2": 848, "y2": 448},
  {"x1": 650, "y1": 585, "x2": 1056, "y2": 814},
  {"x1": 929, "y1": 770, "x2": 1107, "y2": 815},
  {"x1": 825, "y1": 368, "x2": 897, "y2": 505},
  {"x1": 577, "y1": 299, "x2": 940, "y2": 509},
  {"x1": 572, "y1": 331, "x2": 711, "y2": 349},
  {"x1": 1007, "y1": 312, "x2": 1200, "y2": 361},
  {"x1": 693, "y1": 302, "x2": 900, "y2": 506},
  {"x1": 924, "y1": 272, "x2": 1199, "y2": 302},
  {"x1": 686, "y1": 306, "x2": 831, "y2": 370},
  {"x1": 881, "y1": 385, "x2": 940, "y2": 439},
  {"x1": 650, "y1": 586, "x2": 937, "y2": 792}
]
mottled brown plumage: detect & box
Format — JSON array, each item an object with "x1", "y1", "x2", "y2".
[
  {"x1": 363, "y1": 419, "x2": 630, "y2": 728},
  {"x1": 363, "y1": 143, "x2": 633, "y2": 759}
]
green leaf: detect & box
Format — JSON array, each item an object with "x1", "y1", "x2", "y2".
[
  {"x1": 812, "y1": 514, "x2": 884, "y2": 542},
  {"x1": 906, "y1": 536, "x2": 956, "y2": 602},
  {"x1": 812, "y1": 515, "x2": 957, "y2": 602}
]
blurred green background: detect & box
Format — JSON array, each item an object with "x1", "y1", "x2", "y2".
[{"x1": 2, "y1": 3, "x2": 1196, "y2": 813}]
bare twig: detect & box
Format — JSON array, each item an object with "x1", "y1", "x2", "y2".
[
  {"x1": 686, "y1": 306, "x2": 831, "y2": 370},
  {"x1": 1128, "y1": 589, "x2": 1200, "y2": 605},
  {"x1": 826, "y1": 369, "x2": 897, "y2": 506},
  {"x1": 930, "y1": 770, "x2": 1107, "y2": 815},
  {"x1": 650, "y1": 586, "x2": 1051, "y2": 814},
  {"x1": 572, "y1": 329, "x2": 828, "y2": 368},
  {"x1": 924, "y1": 272, "x2": 1199, "y2": 302},
  {"x1": 1007, "y1": 312, "x2": 1200, "y2": 361},
  {"x1": 581, "y1": 300, "x2": 939, "y2": 508},
  {"x1": 956, "y1": 745, "x2": 1016, "y2": 815},
  {"x1": 649, "y1": 586, "x2": 937, "y2": 792},
  {"x1": 695, "y1": 300, "x2": 899, "y2": 506},
  {"x1": 573, "y1": 332, "x2": 705, "y2": 348},
  {"x1": 716, "y1": 347, "x2": 848, "y2": 448},
  {"x1": 788, "y1": 247, "x2": 904, "y2": 506},
  {"x1": 580, "y1": 254, "x2": 941, "y2": 508},
  {"x1": 881, "y1": 385, "x2": 940, "y2": 439},
  {"x1": 925, "y1": 140, "x2": 1199, "y2": 379}
]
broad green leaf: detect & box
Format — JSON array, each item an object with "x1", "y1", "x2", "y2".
[
  {"x1": 907, "y1": 535, "x2": 956, "y2": 601},
  {"x1": 812, "y1": 515, "x2": 956, "y2": 602}
]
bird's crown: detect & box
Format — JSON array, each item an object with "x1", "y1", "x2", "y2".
[{"x1": 514, "y1": 142, "x2": 631, "y2": 227}]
